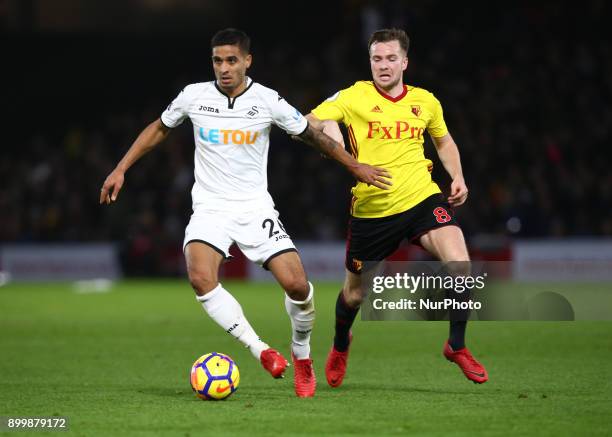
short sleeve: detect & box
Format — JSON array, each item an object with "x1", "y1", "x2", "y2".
[
  {"x1": 270, "y1": 95, "x2": 308, "y2": 135},
  {"x1": 311, "y1": 90, "x2": 349, "y2": 123},
  {"x1": 427, "y1": 95, "x2": 448, "y2": 138},
  {"x1": 161, "y1": 87, "x2": 190, "y2": 128}
]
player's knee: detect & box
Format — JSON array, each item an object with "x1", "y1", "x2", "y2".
[
  {"x1": 188, "y1": 270, "x2": 218, "y2": 296},
  {"x1": 451, "y1": 249, "x2": 470, "y2": 263},
  {"x1": 343, "y1": 284, "x2": 364, "y2": 307},
  {"x1": 445, "y1": 256, "x2": 471, "y2": 277},
  {"x1": 282, "y1": 275, "x2": 310, "y2": 301}
]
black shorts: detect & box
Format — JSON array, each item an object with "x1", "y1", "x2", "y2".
[{"x1": 346, "y1": 193, "x2": 459, "y2": 273}]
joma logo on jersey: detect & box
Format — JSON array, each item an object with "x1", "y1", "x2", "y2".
[
  {"x1": 199, "y1": 105, "x2": 219, "y2": 113},
  {"x1": 199, "y1": 127, "x2": 259, "y2": 145},
  {"x1": 367, "y1": 121, "x2": 424, "y2": 140}
]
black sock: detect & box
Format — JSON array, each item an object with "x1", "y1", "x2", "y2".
[
  {"x1": 334, "y1": 291, "x2": 359, "y2": 352},
  {"x1": 449, "y1": 321, "x2": 467, "y2": 350},
  {"x1": 447, "y1": 275, "x2": 470, "y2": 351}
]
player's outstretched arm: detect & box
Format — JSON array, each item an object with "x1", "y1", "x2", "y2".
[
  {"x1": 431, "y1": 133, "x2": 468, "y2": 207},
  {"x1": 99, "y1": 118, "x2": 171, "y2": 204},
  {"x1": 297, "y1": 115, "x2": 392, "y2": 190}
]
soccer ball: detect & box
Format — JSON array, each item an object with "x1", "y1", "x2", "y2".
[{"x1": 190, "y1": 352, "x2": 240, "y2": 400}]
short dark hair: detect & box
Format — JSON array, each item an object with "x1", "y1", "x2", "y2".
[
  {"x1": 211, "y1": 28, "x2": 251, "y2": 54},
  {"x1": 368, "y1": 28, "x2": 410, "y2": 54}
]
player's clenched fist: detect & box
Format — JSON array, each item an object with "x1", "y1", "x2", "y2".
[
  {"x1": 351, "y1": 163, "x2": 392, "y2": 190},
  {"x1": 448, "y1": 177, "x2": 468, "y2": 206},
  {"x1": 99, "y1": 169, "x2": 125, "y2": 204}
]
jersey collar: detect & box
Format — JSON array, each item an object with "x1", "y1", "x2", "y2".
[
  {"x1": 373, "y1": 83, "x2": 408, "y2": 103},
  {"x1": 214, "y1": 77, "x2": 254, "y2": 109}
]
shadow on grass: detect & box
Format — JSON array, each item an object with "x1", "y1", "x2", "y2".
[
  {"x1": 336, "y1": 381, "x2": 493, "y2": 396},
  {"x1": 138, "y1": 384, "x2": 297, "y2": 402},
  {"x1": 136, "y1": 386, "x2": 194, "y2": 400}
]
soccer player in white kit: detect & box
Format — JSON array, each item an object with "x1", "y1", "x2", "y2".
[{"x1": 99, "y1": 28, "x2": 391, "y2": 397}]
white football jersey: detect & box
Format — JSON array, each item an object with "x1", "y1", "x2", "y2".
[{"x1": 161, "y1": 77, "x2": 308, "y2": 211}]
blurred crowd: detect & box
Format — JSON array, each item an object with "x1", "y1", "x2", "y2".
[{"x1": 2, "y1": 1, "x2": 611, "y2": 274}]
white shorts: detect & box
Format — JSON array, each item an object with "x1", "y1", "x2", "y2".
[{"x1": 183, "y1": 207, "x2": 297, "y2": 269}]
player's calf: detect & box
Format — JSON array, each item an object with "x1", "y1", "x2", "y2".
[
  {"x1": 285, "y1": 282, "x2": 315, "y2": 360},
  {"x1": 268, "y1": 252, "x2": 315, "y2": 360},
  {"x1": 196, "y1": 283, "x2": 270, "y2": 361},
  {"x1": 334, "y1": 290, "x2": 359, "y2": 352}
]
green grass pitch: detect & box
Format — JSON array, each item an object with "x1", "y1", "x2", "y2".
[{"x1": 1, "y1": 280, "x2": 611, "y2": 436}]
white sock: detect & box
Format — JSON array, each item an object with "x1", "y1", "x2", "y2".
[
  {"x1": 196, "y1": 283, "x2": 269, "y2": 360},
  {"x1": 285, "y1": 282, "x2": 315, "y2": 360}
]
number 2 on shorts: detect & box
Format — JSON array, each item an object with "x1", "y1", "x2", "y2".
[{"x1": 262, "y1": 218, "x2": 286, "y2": 238}]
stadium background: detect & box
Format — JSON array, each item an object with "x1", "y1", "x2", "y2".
[
  {"x1": 2, "y1": 2, "x2": 612, "y2": 435},
  {"x1": 3, "y1": 0, "x2": 611, "y2": 277}
]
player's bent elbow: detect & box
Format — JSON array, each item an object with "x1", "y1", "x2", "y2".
[{"x1": 153, "y1": 118, "x2": 171, "y2": 137}]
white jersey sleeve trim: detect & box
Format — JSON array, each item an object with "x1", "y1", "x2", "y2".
[{"x1": 161, "y1": 85, "x2": 193, "y2": 128}]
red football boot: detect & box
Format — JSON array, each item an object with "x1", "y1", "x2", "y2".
[
  {"x1": 292, "y1": 354, "x2": 316, "y2": 397},
  {"x1": 443, "y1": 340, "x2": 488, "y2": 384},
  {"x1": 325, "y1": 333, "x2": 352, "y2": 388},
  {"x1": 260, "y1": 348, "x2": 288, "y2": 379}
]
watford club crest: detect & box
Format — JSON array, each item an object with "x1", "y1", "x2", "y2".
[
  {"x1": 352, "y1": 259, "x2": 363, "y2": 273},
  {"x1": 411, "y1": 105, "x2": 421, "y2": 117}
]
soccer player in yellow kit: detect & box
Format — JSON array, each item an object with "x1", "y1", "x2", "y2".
[{"x1": 307, "y1": 28, "x2": 488, "y2": 386}]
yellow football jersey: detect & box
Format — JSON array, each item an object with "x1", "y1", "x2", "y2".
[{"x1": 312, "y1": 81, "x2": 448, "y2": 218}]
